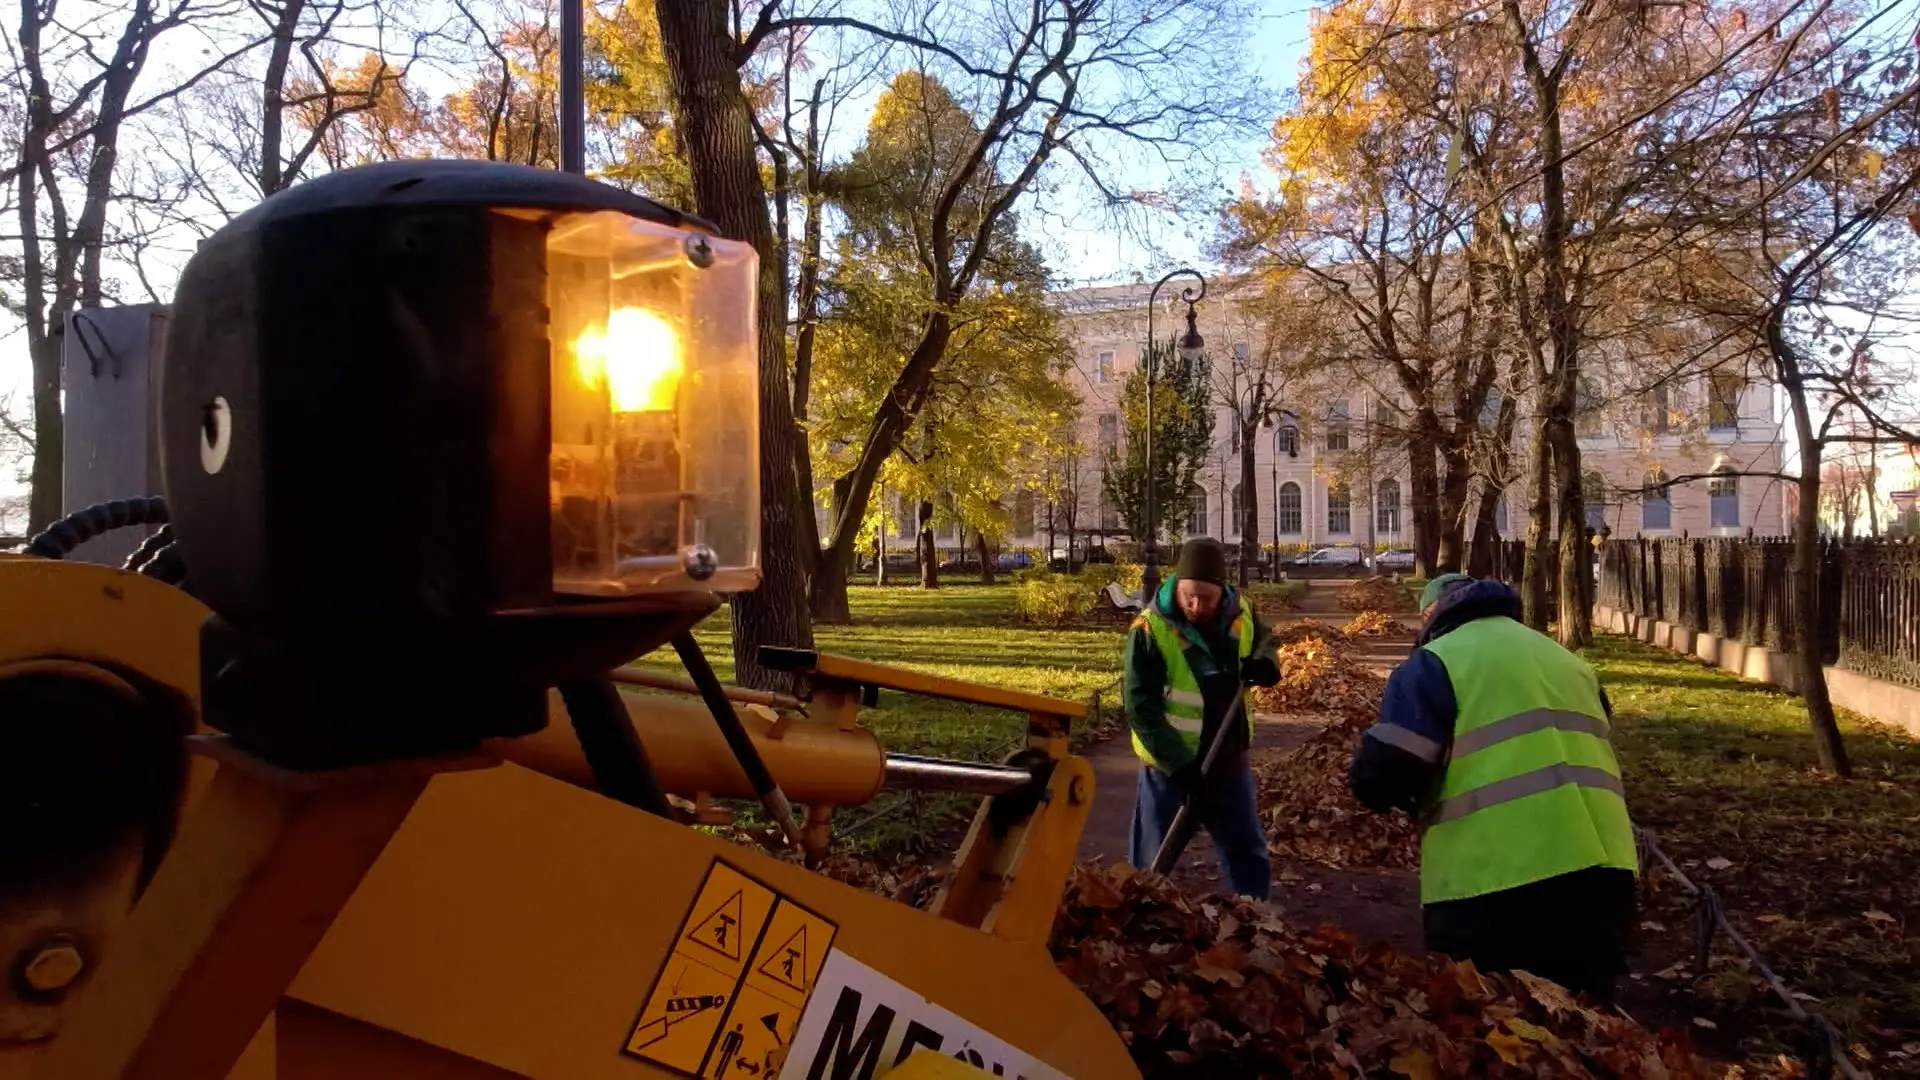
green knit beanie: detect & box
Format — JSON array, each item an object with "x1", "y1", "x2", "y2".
[
  {"x1": 1173, "y1": 538, "x2": 1228, "y2": 586},
  {"x1": 1419, "y1": 572, "x2": 1472, "y2": 612}
]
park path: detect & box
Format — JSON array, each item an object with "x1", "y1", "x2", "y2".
[{"x1": 1074, "y1": 579, "x2": 1426, "y2": 953}]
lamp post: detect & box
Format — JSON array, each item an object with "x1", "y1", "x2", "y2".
[{"x1": 1142, "y1": 269, "x2": 1207, "y2": 597}]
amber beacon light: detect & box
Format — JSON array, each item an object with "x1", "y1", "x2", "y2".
[{"x1": 157, "y1": 160, "x2": 760, "y2": 767}]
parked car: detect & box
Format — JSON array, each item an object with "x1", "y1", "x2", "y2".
[
  {"x1": 1369, "y1": 548, "x2": 1417, "y2": 570},
  {"x1": 996, "y1": 551, "x2": 1034, "y2": 571},
  {"x1": 1287, "y1": 546, "x2": 1365, "y2": 568}
]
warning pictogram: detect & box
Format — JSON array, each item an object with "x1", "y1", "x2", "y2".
[
  {"x1": 755, "y1": 923, "x2": 810, "y2": 994},
  {"x1": 688, "y1": 889, "x2": 747, "y2": 961},
  {"x1": 624, "y1": 952, "x2": 735, "y2": 1062},
  {"x1": 624, "y1": 861, "x2": 839, "y2": 1079}
]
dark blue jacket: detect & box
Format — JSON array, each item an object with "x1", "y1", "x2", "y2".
[{"x1": 1348, "y1": 580, "x2": 1612, "y2": 814}]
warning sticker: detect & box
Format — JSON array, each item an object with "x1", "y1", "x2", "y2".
[{"x1": 626, "y1": 860, "x2": 839, "y2": 1079}]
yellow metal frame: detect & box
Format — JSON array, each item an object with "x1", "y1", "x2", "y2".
[{"x1": 1, "y1": 559, "x2": 1133, "y2": 1080}]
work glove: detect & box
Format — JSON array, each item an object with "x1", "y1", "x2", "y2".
[{"x1": 1243, "y1": 655, "x2": 1281, "y2": 688}]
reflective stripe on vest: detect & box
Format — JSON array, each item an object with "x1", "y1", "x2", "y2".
[
  {"x1": 1416, "y1": 616, "x2": 1638, "y2": 905},
  {"x1": 1130, "y1": 599, "x2": 1255, "y2": 768}
]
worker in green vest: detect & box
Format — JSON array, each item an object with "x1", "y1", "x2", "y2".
[
  {"x1": 1349, "y1": 572, "x2": 1639, "y2": 1002},
  {"x1": 1124, "y1": 538, "x2": 1281, "y2": 898}
]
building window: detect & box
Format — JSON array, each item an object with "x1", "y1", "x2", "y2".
[
  {"x1": 1098, "y1": 412, "x2": 1118, "y2": 454},
  {"x1": 1643, "y1": 383, "x2": 1672, "y2": 434},
  {"x1": 1326, "y1": 400, "x2": 1350, "y2": 452},
  {"x1": 1376, "y1": 478, "x2": 1401, "y2": 533},
  {"x1": 1577, "y1": 378, "x2": 1604, "y2": 438},
  {"x1": 1013, "y1": 490, "x2": 1035, "y2": 536},
  {"x1": 1328, "y1": 483, "x2": 1351, "y2": 535},
  {"x1": 1096, "y1": 350, "x2": 1115, "y2": 384},
  {"x1": 1583, "y1": 471, "x2": 1608, "y2": 530},
  {"x1": 1231, "y1": 482, "x2": 1245, "y2": 536},
  {"x1": 1709, "y1": 372, "x2": 1743, "y2": 431},
  {"x1": 1710, "y1": 469, "x2": 1739, "y2": 528},
  {"x1": 1232, "y1": 342, "x2": 1250, "y2": 361},
  {"x1": 1278, "y1": 482, "x2": 1302, "y2": 534},
  {"x1": 1275, "y1": 420, "x2": 1298, "y2": 457},
  {"x1": 1186, "y1": 486, "x2": 1209, "y2": 536},
  {"x1": 1643, "y1": 469, "x2": 1671, "y2": 530}
]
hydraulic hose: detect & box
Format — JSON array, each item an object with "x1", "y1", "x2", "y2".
[
  {"x1": 23, "y1": 497, "x2": 169, "y2": 559},
  {"x1": 671, "y1": 633, "x2": 806, "y2": 852},
  {"x1": 138, "y1": 543, "x2": 187, "y2": 586},
  {"x1": 123, "y1": 525, "x2": 174, "y2": 573},
  {"x1": 556, "y1": 678, "x2": 672, "y2": 819}
]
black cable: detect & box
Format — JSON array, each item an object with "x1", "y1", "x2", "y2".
[
  {"x1": 23, "y1": 497, "x2": 168, "y2": 560},
  {"x1": 671, "y1": 633, "x2": 804, "y2": 850},
  {"x1": 556, "y1": 679, "x2": 672, "y2": 819},
  {"x1": 123, "y1": 525, "x2": 174, "y2": 573}
]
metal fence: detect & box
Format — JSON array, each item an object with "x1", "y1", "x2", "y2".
[{"x1": 1597, "y1": 536, "x2": 1920, "y2": 689}]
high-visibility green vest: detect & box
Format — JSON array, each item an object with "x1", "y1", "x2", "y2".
[
  {"x1": 1130, "y1": 600, "x2": 1256, "y2": 770},
  {"x1": 1415, "y1": 616, "x2": 1638, "y2": 905}
]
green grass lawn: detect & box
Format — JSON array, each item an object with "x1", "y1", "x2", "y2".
[
  {"x1": 1586, "y1": 636, "x2": 1920, "y2": 1072},
  {"x1": 626, "y1": 585, "x2": 1130, "y2": 849}
]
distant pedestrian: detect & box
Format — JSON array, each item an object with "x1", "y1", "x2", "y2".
[
  {"x1": 1124, "y1": 538, "x2": 1281, "y2": 899},
  {"x1": 1350, "y1": 573, "x2": 1639, "y2": 1002}
]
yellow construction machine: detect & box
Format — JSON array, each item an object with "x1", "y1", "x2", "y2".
[{"x1": 0, "y1": 160, "x2": 1138, "y2": 1080}]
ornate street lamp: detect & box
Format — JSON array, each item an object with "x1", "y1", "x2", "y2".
[{"x1": 1142, "y1": 270, "x2": 1206, "y2": 597}]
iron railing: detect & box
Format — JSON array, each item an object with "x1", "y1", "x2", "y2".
[{"x1": 1597, "y1": 536, "x2": 1920, "y2": 688}]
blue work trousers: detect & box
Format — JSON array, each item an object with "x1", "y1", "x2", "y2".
[{"x1": 1128, "y1": 753, "x2": 1272, "y2": 900}]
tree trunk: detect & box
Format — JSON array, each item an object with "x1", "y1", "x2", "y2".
[
  {"x1": 1238, "y1": 419, "x2": 1259, "y2": 587},
  {"x1": 1548, "y1": 414, "x2": 1591, "y2": 647},
  {"x1": 1437, "y1": 429, "x2": 1474, "y2": 573},
  {"x1": 1467, "y1": 481, "x2": 1504, "y2": 578},
  {"x1": 1776, "y1": 325, "x2": 1852, "y2": 776},
  {"x1": 1522, "y1": 416, "x2": 1554, "y2": 630},
  {"x1": 258, "y1": 0, "x2": 307, "y2": 195},
  {"x1": 1045, "y1": 498, "x2": 1056, "y2": 575},
  {"x1": 977, "y1": 533, "x2": 995, "y2": 585},
  {"x1": 1064, "y1": 500, "x2": 1077, "y2": 573},
  {"x1": 1408, "y1": 434, "x2": 1441, "y2": 576},
  {"x1": 812, "y1": 316, "x2": 956, "y2": 615},
  {"x1": 1867, "y1": 453, "x2": 1880, "y2": 537},
  {"x1": 656, "y1": 0, "x2": 814, "y2": 687},
  {"x1": 917, "y1": 500, "x2": 939, "y2": 589}
]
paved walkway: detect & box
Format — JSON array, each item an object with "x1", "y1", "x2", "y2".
[{"x1": 1074, "y1": 579, "x2": 1425, "y2": 953}]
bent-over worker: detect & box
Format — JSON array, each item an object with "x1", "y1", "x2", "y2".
[
  {"x1": 1124, "y1": 538, "x2": 1280, "y2": 899},
  {"x1": 1350, "y1": 573, "x2": 1638, "y2": 1002}
]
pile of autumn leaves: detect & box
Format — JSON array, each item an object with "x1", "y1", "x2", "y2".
[
  {"x1": 816, "y1": 607, "x2": 1726, "y2": 1078},
  {"x1": 1052, "y1": 864, "x2": 1715, "y2": 1079},
  {"x1": 1250, "y1": 621, "x2": 1420, "y2": 869}
]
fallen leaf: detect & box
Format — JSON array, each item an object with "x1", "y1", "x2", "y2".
[
  {"x1": 1641, "y1": 920, "x2": 1668, "y2": 932},
  {"x1": 1486, "y1": 1029, "x2": 1532, "y2": 1065},
  {"x1": 1389, "y1": 1047, "x2": 1439, "y2": 1080},
  {"x1": 1864, "y1": 909, "x2": 1896, "y2": 923},
  {"x1": 1692, "y1": 1017, "x2": 1719, "y2": 1030},
  {"x1": 1755, "y1": 914, "x2": 1786, "y2": 924},
  {"x1": 1705, "y1": 856, "x2": 1734, "y2": 871}
]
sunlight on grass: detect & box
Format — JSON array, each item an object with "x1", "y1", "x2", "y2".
[
  {"x1": 628, "y1": 584, "x2": 1125, "y2": 768},
  {"x1": 1584, "y1": 635, "x2": 1920, "y2": 1061}
]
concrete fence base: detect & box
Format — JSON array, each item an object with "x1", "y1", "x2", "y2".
[{"x1": 1594, "y1": 604, "x2": 1920, "y2": 739}]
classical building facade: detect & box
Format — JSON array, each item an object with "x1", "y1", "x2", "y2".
[
  {"x1": 1032, "y1": 281, "x2": 1790, "y2": 556},
  {"x1": 843, "y1": 280, "x2": 1792, "y2": 560}
]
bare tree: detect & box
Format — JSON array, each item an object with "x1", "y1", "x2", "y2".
[{"x1": 4, "y1": 0, "x2": 259, "y2": 529}]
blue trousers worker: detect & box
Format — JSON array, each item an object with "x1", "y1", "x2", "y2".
[{"x1": 1122, "y1": 538, "x2": 1279, "y2": 899}]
